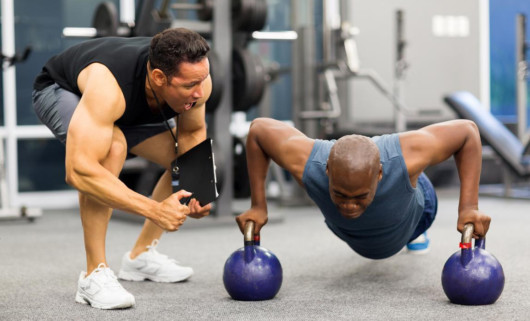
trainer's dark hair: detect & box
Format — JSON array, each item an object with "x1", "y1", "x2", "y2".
[{"x1": 149, "y1": 28, "x2": 210, "y2": 78}]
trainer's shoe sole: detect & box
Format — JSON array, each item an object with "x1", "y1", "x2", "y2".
[
  {"x1": 118, "y1": 269, "x2": 193, "y2": 283},
  {"x1": 75, "y1": 291, "x2": 135, "y2": 310}
]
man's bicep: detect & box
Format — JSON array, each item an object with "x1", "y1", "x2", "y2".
[
  {"x1": 274, "y1": 133, "x2": 313, "y2": 181},
  {"x1": 66, "y1": 75, "x2": 124, "y2": 166},
  {"x1": 66, "y1": 101, "x2": 116, "y2": 165},
  {"x1": 402, "y1": 121, "x2": 470, "y2": 173}
]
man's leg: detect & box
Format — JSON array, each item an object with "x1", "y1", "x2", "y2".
[
  {"x1": 80, "y1": 126, "x2": 128, "y2": 273},
  {"x1": 74, "y1": 126, "x2": 136, "y2": 310},
  {"x1": 118, "y1": 129, "x2": 193, "y2": 282},
  {"x1": 407, "y1": 173, "x2": 438, "y2": 254},
  {"x1": 129, "y1": 169, "x2": 171, "y2": 258},
  {"x1": 126, "y1": 129, "x2": 176, "y2": 257}
]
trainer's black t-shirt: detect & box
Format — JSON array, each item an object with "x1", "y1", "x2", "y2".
[{"x1": 33, "y1": 37, "x2": 176, "y2": 125}]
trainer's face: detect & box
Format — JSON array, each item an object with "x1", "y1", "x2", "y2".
[
  {"x1": 164, "y1": 57, "x2": 210, "y2": 113},
  {"x1": 327, "y1": 164, "x2": 382, "y2": 219}
]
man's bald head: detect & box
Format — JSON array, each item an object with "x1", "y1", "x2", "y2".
[{"x1": 328, "y1": 135, "x2": 380, "y2": 175}]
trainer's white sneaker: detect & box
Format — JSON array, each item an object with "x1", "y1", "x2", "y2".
[
  {"x1": 75, "y1": 263, "x2": 135, "y2": 310},
  {"x1": 118, "y1": 239, "x2": 193, "y2": 283}
]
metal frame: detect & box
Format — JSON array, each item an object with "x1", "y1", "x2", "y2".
[
  {"x1": 516, "y1": 13, "x2": 529, "y2": 142},
  {"x1": 1, "y1": 0, "x2": 47, "y2": 217}
]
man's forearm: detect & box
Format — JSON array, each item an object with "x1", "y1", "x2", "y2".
[
  {"x1": 454, "y1": 126, "x2": 482, "y2": 213},
  {"x1": 246, "y1": 132, "x2": 270, "y2": 209},
  {"x1": 69, "y1": 167, "x2": 160, "y2": 219}
]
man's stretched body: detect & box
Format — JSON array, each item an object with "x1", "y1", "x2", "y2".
[{"x1": 236, "y1": 118, "x2": 490, "y2": 259}]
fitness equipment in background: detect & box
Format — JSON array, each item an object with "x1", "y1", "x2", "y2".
[
  {"x1": 63, "y1": 1, "x2": 132, "y2": 38},
  {"x1": 205, "y1": 50, "x2": 225, "y2": 114},
  {"x1": 441, "y1": 224, "x2": 505, "y2": 305},
  {"x1": 63, "y1": 0, "x2": 270, "y2": 39},
  {"x1": 393, "y1": 9, "x2": 408, "y2": 133},
  {"x1": 516, "y1": 13, "x2": 530, "y2": 142},
  {"x1": 232, "y1": 47, "x2": 266, "y2": 112},
  {"x1": 223, "y1": 221, "x2": 283, "y2": 301},
  {"x1": 171, "y1": 0, "x2": 215, "y2": 22},
  {"x1": 0, "y1": 48, "x2": 41, "y2": 222},
  {"x1": 232, "y1": 136, "x2": 250, "y2": 199}
]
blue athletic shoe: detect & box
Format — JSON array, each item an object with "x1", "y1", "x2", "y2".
[{"x1": 406, "y1": 232, "x2": 430, "y2": 254}]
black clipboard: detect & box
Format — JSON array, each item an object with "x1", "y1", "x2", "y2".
[{"x1": 171, "y1": 138, "x2": 219, "y2": 205}]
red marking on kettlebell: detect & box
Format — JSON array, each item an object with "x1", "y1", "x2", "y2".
[{"x1": 459, "y1": 242, "x2": 472, "y2": 249}]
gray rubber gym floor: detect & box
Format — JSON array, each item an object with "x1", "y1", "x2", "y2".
[{"x1": 1, "y1": 188, "x2": 529, "y2": 320}]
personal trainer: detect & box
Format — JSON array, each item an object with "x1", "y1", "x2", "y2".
[
  {"x1": 32, "y1": 28, "x2": 213, "y2": 309},
  {"x1": 236, "y1": 118, "x2": 491, "y2": 259}
]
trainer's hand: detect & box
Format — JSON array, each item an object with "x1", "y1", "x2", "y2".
[
  {"x1": 457, "y1": 208, "x2": 491, "y2": 238},
  {"x1": 152, "y1": 190, "x2": 192, "y2": 231},
  {"x1": 188, "y1": 198, "x2": 212, "y2": 219},
  {"x1": 235, "y1": 206, "x2": 268, "y2": 236}
]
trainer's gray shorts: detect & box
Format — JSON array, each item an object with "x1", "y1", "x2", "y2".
[{"x1": 32, "y1": 83, "x2": 174, "y2": 157}]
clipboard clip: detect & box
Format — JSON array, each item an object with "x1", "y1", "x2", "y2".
[{"x1": 171, "y1": 157, "x2": 180, "y2": 193}]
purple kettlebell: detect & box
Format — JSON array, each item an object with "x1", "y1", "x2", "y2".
[
  {"x1": 223, "y1": 221, "x2": 283, "y2": 301},
  {"x1": 441, "y1": 223, "x2": 505, "y2": 305}
]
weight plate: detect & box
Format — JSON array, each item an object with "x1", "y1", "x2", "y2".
[
  {"x1": 233, "y1": 0, "x2": 267, "y2": 32},
  {"x1": 233, "y1": 47, "x2": 266, "y2": 111},
  {"x1": 197, "y1": 0, "x2": 213, "y2": 21},
  {"x1": 206, "y1": 50, "x2": 224, "y2": 113},
  {"x1": 92, "y1": 1, "x2": 119, "y2": 37}
]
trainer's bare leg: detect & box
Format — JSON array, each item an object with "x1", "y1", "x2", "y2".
[
  {"x1": 80, "y1": 126, "x2": 127, "y2": 274},
  {"x1": 128, "y1": 131, "x2": 176, "y2": 258}
]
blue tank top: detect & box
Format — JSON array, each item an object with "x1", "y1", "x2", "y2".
[{"x1": 302, "y1": 134, "x2": 425, "y2": 259}]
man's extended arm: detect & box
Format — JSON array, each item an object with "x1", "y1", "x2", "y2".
[
  {"x1": 236, "y1": 118, "x2": 314, "y2": 234},
  {"x1": 400, "y1": 119, "x2": 490, "y2": 237}
]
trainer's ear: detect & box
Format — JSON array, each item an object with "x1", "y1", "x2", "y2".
[
  {"x1": 150, "y1": 68, "x2": 167, "y2": 87},
  {"x1": 378, "y1": 163, "x2": 383, "y2": 181}
]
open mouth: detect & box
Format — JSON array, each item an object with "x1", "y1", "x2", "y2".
[{"x1": 184, "y1": 102, "x2": 197, "y2": 110}]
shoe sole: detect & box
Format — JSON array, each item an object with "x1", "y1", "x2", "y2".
[
  {"x1": 118, "y1": 270, "x2": 193, "y2": 283},
  {"x1": 406, "y1": 248, "x2": 430, "y2": 255},
  {"x1": 75, "y1": 291, "x2": 135, "y2": 310}
]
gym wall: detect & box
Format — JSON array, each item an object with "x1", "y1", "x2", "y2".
[{"x1": 342, "y1": 0, "x2": 488, "y2": 127}]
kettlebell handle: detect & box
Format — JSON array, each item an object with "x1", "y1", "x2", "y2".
[
  {"x1": 460, "y1": 223, "x2": 486, "y2": 249},
  {"x1": 244, "y1": 221, "x2": 255, "y2": 242},
  {"x1": 244, "y1": 221, "x2": 260, "y2": 245},
  {"x1": 460, "y1": 223, "x2": 474, "y2": 248}
]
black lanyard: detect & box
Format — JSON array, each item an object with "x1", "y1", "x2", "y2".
[{"x1": 146, "y1": 73, "x2": 181, "y2": 187}]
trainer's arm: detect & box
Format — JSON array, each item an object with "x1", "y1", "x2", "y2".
[
  {"x1": 400, "y1": 119, "x2": 490, "y2": 237},
  {"x1": 66, "y1": 64, "x2": 189, "y2": 231},
  {"x1": 236, "y1": 118, "x2": 313, "y2": 234}
]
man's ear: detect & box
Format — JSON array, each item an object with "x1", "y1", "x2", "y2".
[
  {"x1": 151, "y1": 68, "x2": 167, "y2": 87},
  {"x1": 378, "y1": 163, "x2": 383, "y2": 181},
  {"x1": 326, "y1": 163, "x2": 329, "y2": 177}
]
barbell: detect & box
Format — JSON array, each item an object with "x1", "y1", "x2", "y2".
[{"x1": 63, "y1": 2, "x2": 132, "y2": 38}]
